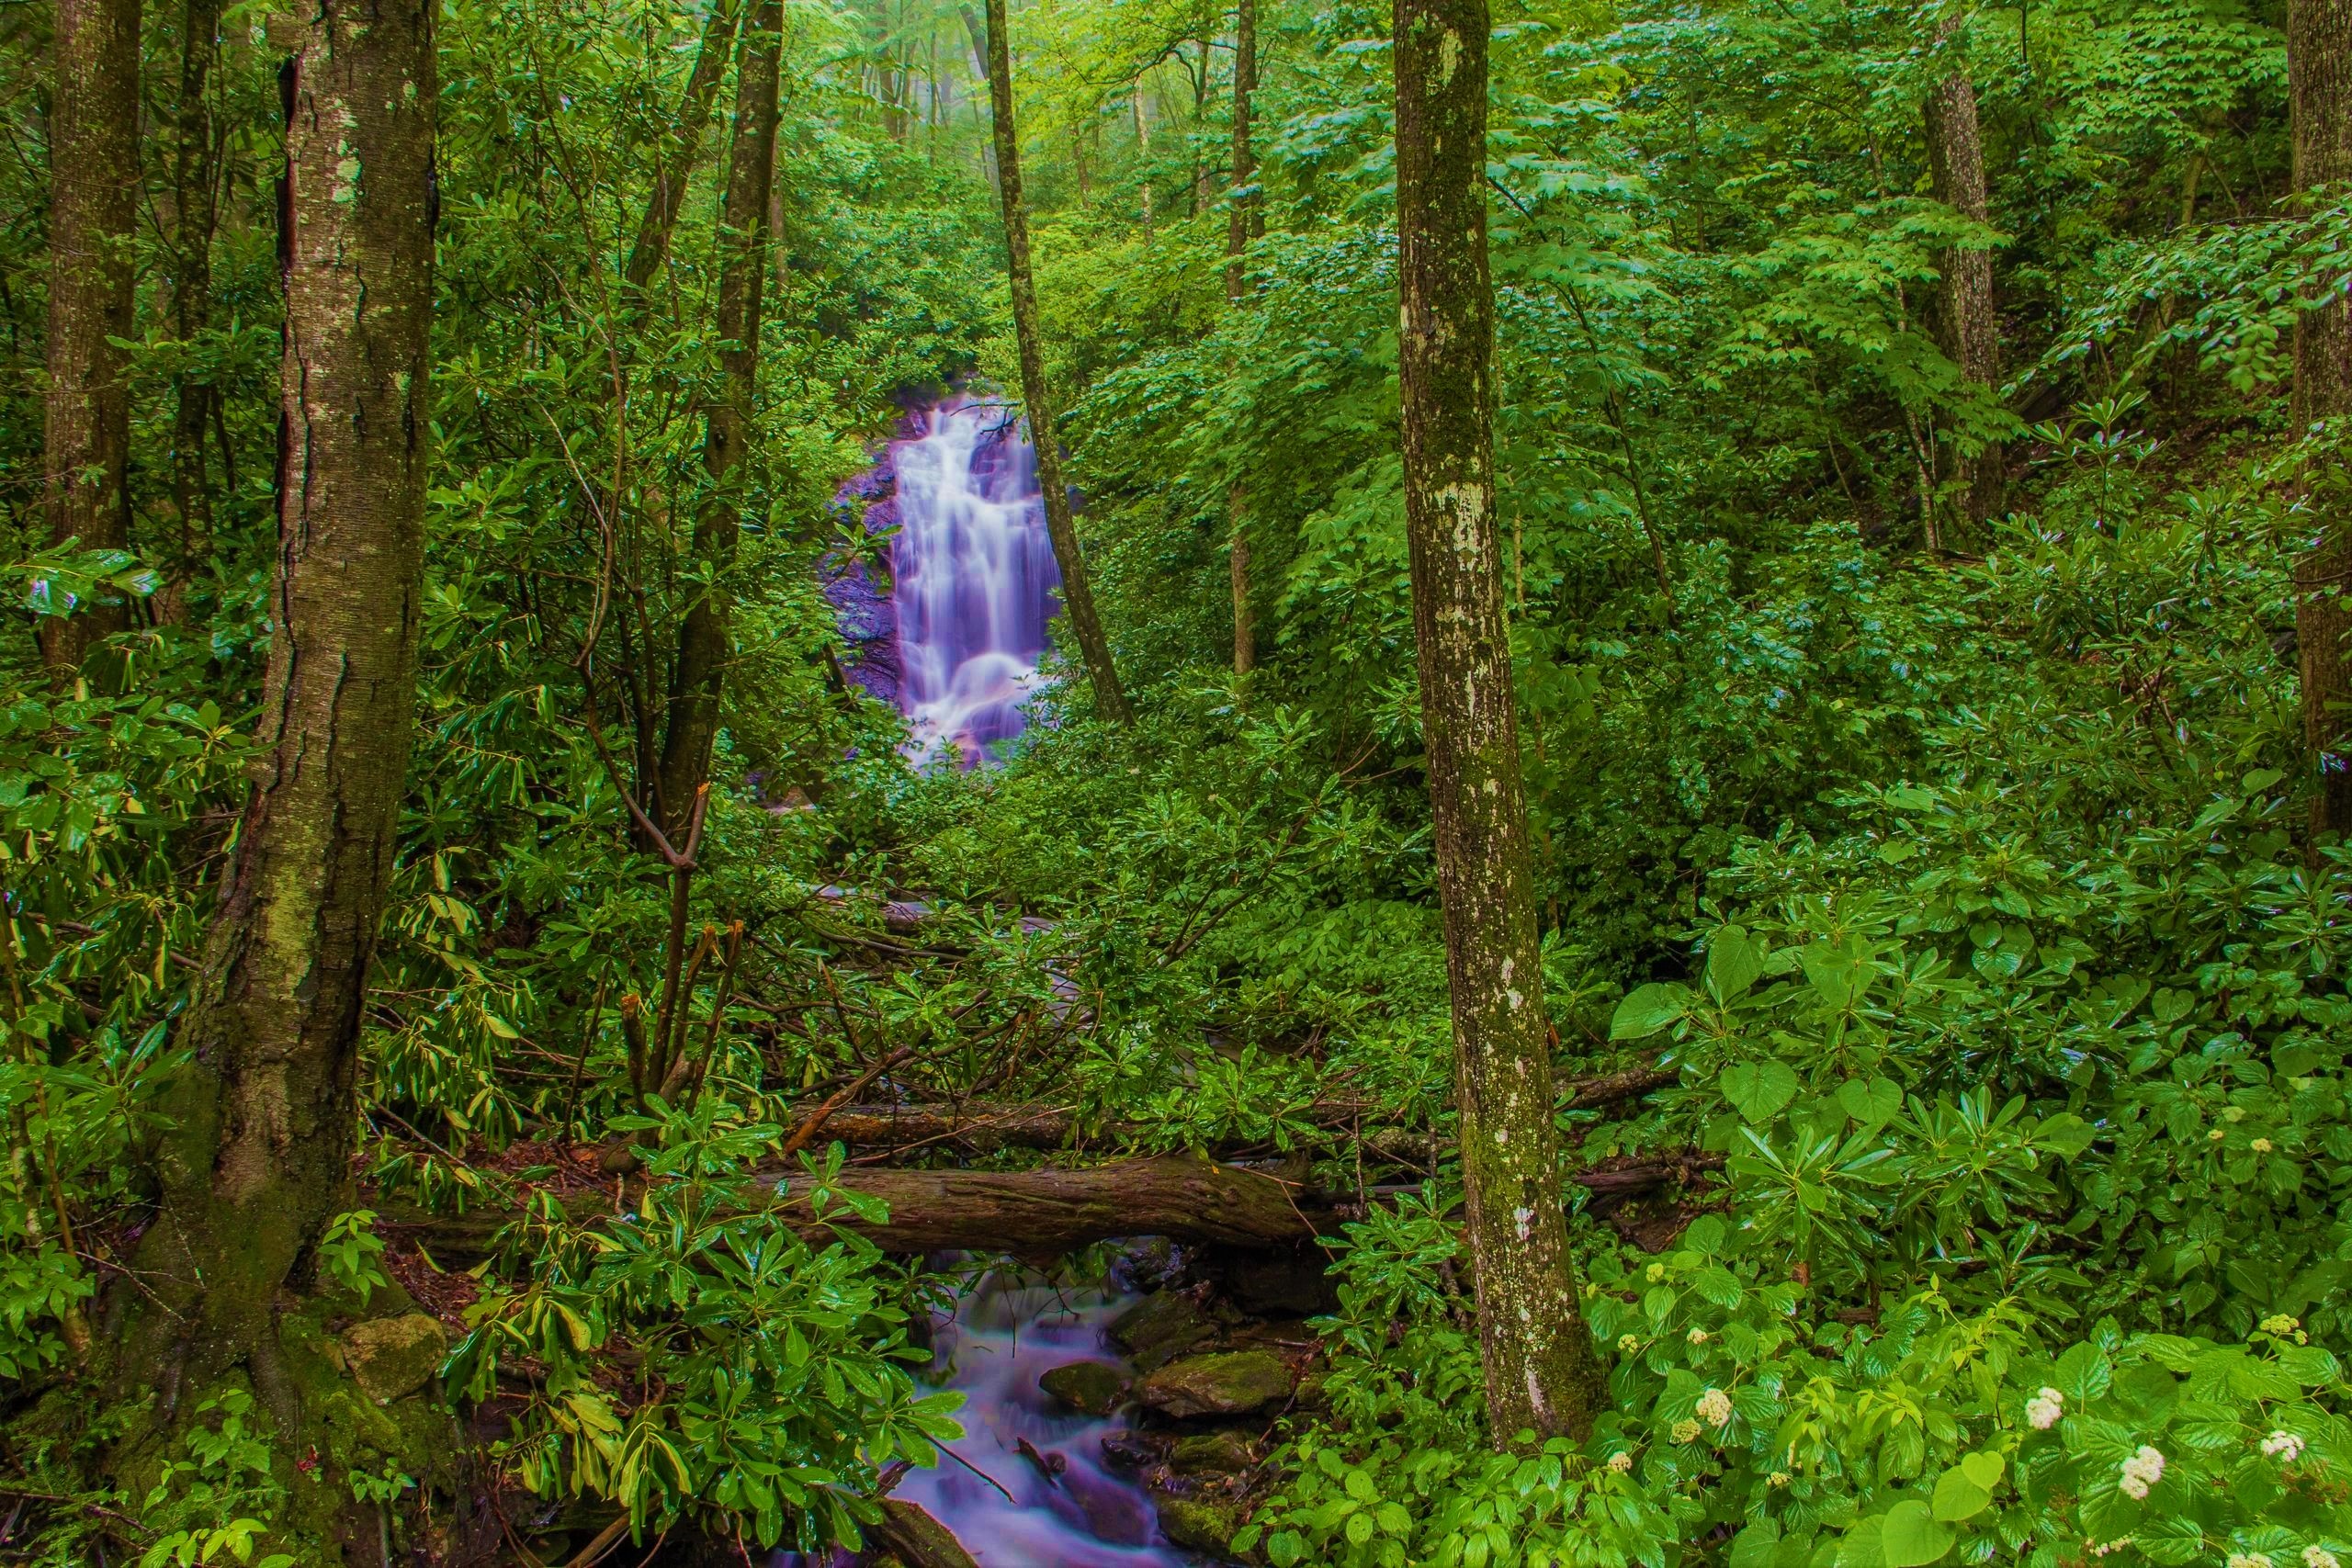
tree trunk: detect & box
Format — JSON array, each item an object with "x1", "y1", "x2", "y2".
[
  {"x1": 1924, "y1": 22, "x2": 2002, "y2": 531},
  {"x1": 39, "y1": 0, "x2": 142, "y2": 676},
  {"x1": 623, "y1": 0, "x2": 742, "y2": 295},
  {"x1": 393, "y1": 1147, "x2": 1717, "y2": 1261},
  {"x1": 1225, "y1": 0, "x2": 1257, "y2": 677},
  {"x1": 1393, "y1": 0, "x2": 1610, "y2": 1444},
  {"x1": 2293, "y1": 0, "x2": 2352, "y2": 837},
  {"x1": 1134, "y1": 80, "x2": 1154, "y2": 236},
  {"x1": 163, "y1": 0, "x2": 220, "y2": 618},
  {"x1": 1225, "y1": 0, "x2": 1256, "y2": 303},
  {"x1": 655, "y1": 0, "x2": 784, "y2": 839},
  {"x1": 983, "y1": 0, "x2": 1135, "y2": 723},
  {"x1": 126, "y1": 0, "x2": 435, "y2": 1416}
]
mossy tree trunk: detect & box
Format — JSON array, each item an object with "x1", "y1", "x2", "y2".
[
  {"x1": 1393, "y1": 0, "x2": 1609, "y2": 1443},
  {"x1": 984, "y1": 0, "x2": 1135, "y2": 724},
  {"x1": 40, "y1": 0, "x2": 141, "y2": 675},
  {"x1": 623, "y1": 0, "x2": 741, "y2": 297},
  {"x1": 164, "y1": 0, "x2": 220, "y2": 615},
  {"x1": 656, "y1": 0, "x2": 783, "y2": 838},
  {"x1": 125, "y1": 0, "x2": 435, "y2": 1416},
  {"x1": 1924, "y1": 17, "x2": 2002, "y2": 533},
  {"x1": 2291, "y1": 0, "x2": 2352, "y2": 837},
  {"x1": 1226, "y1": 0, "x2": 1256, "y2": 678}
]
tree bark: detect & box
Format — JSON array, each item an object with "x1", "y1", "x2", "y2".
[
  {"x1": 983, "y1": 0, "x2": 1135, "y2": 724},
  {"x1": 163, "y1": 0, "x2": 220, "y2": 616},
  {"x1": 623, "y1": 0, "x2": 742, "y2": 296},
  {"x1": 1924, "y1": 21, "x2": 2003, "y2": 531},
  {"x1": 1225, "y1": 0, "x2": 1256, "y2": 303},
  {"x1": 1394, "y1": 0, "x2": 1610, "y2": 1443},
  {"x1": 127, "y1": 0, "x2": 435, "y2": 1415},
  {"x1": 392, "y1": 1147, "x2": 1718, "y2": 1261},
  {"x1": 655, "y1": 0, "x2": 784, "y2": 839},
  {"x1": 2291, "y1": 0, "x2": 2352, "y2": 839},
  {"x1": 39, "y1": 0, "x2": 142, "y2": 676}
]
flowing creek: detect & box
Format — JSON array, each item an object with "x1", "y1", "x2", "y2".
[
  {"x1": 833, "y1": 393, "x2": 1064, "y2": 765},
  {"x1": 814, "y1": 403, "x2": 1217, "y2": 1566}
]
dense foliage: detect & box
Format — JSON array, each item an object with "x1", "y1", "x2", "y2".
[{"x1": 2, "y1": 0, "x2": 2348, "y2": 1561}]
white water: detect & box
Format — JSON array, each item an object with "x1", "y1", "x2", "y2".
[
  {"x1": 766, "y1": 1274, "x2": 1198, "y2": 1568},
  {"x1": 892, "y1": 397, "x2": 1062, "y2": 765},
  {"x1": 887, "y1": 1276, "x2": 1194, "y2": 1566}
]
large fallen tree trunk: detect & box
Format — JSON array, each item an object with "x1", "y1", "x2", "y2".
[
  {"x1": 801, "y1": 1066, "x2": 1679, "y2": 1155},
  {"x1": 388, "y1": 1147, "x2": 1720, "y2": 1261}
]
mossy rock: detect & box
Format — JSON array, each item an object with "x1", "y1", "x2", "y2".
[
  {"x1": 1108, "y1": 1291, "x2": 1219, "y2": 1371},
  {"x1": 1168, "y1": 1428, "x2": 1259, "y2": 1477},
  {"x1": 1138, "y1": 1349, "x2": 1293, "y2": 1418},
  {"x1": 1038, "y1": 1359, "x2": 1130, "y2": 1415},
  {"x1": 1152, "y1": 1487, "x2": 1249, "y2": 1557},
  {"x1": 336, "y1": 1313, "x2": 447, "y2": 1405}
]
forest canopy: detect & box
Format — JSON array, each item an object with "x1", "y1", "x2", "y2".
[{"x1": 1, "y1": 0, "x2": 2350, "y2": 1562}]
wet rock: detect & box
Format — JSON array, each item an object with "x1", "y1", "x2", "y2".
[
  {"x1": 868, "y1": 1498, "x2": 978, "y2": 1568},
  {"x1": 1108, "y1": 1290, "x2": 1220, "y2": 1371},
  {"x1": 1215, "y1": 1246, "x2": 1340, "y2": 1317},
  {"x1": 339, "y1": 1313, "x2": 447, "y2": 1405},
  {"x1": 1151, "y1": 1487, "x2": 1249, "y2": 1557},
  {"x1": 1038, "y1": 1359, "x2": 1130, "y2": 1416},
  {"x1": 1168, "y1": 1429, "x2": 1259, "y2": 1478},
  {"x1": 1138, "y1": 1349, "x2": 1294, "y2": 1418},
  {"x1": 1099, "y1": 1429, "x2": 1166, "y2": 1472},
  {"x1": 1109, "y1": 1236, "x2": 1185, "y2": 1293}
]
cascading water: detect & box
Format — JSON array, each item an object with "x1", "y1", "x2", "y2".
[
  {"x1": 768, "y1": 1274, "x2": 1202, "y2": 1568},
  {"x1": 889, "y1": 396, "x2": 1063, "y2": 765},
  {"x1": 885, "y1": 1275, "x2": 1197, "y2": 1566}
]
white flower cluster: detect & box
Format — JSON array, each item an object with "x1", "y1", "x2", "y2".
[
  {"x1": 2305, "y1": 1548, "x2": 2341, "y2": 1568},
  {"x1": 1606, "y1": 1450, "x2": 1634, "y2": 1473},
  {"x1": 2026, "y1": 1386, "x2": 2065, "y2": 1430},
  {"x1": 2228, "y1": 1555, "x2": 2273, "y2": 1568},
  {"x1": 2085, "y1": 1537, "x2": 2132, "y2": 1559},
  {"x1": 2263, "y1": 1430, "x2": 2307, "y2": 1463},
  {"x1": 1696, "y1": 1387, "x2": 1735, "y2": 1429},
  {"x1": 1670, "y1": 1418, "x2": 1702, "y2": 1445},
  {"x1": 2118, "y1": 1445, "x2": 2165, "y2": 1499}
]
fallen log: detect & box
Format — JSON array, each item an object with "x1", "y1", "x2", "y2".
[
  {"x1": 801, "y1": 1066, "x2": 1680, "y2": 1155},
  {"x1": 383, "y1": 1148, "x2": 1719, "y2": 1262}
]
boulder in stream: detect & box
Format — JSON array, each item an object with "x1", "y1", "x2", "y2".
[
  {"x1": 1038, "y1": 1358, "x2": 1131, "y2": 1415},
  {"x1": 1150, "y1": 1485, "x2": 1250, "y2": 1558},
  {"x1": 1137, "y1": 1348, "x2": 1294, "y2": 1418},
  {"x1": 1107, "y1": 1289, "x2": 1222, "y2": 1371}
]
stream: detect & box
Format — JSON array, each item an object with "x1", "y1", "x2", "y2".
[
  {"x1": 831, "y1": 393, "x2": 1063, "y2": 766},
  {"x1": 813, "y1": 400, "x2": 1211, "y2": 1565}
]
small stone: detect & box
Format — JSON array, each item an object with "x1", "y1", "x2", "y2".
[
  {"x1": 1168, "y1": 1429, "x2": 1258, "y2": 1478},
  {"x1": 1108, "y1": 1291, "x2": 1219, "y2": 1371},
  {"x1": 868, "y1": 1498, "x2": 978, "y2": 1568},
  {"x1": 1039, "y1": 1359, "x2": 1130, "y2": 1415},
  {"x1": 1138, "y1": 1350, "x2": 1293, "y2": 1419},
  {"x1": 339, "y1": 1313, "x2": 447, "y2": 1405},
  {"x1": 596, "y1": 1141, "x2": 642, "y2": 1176}
]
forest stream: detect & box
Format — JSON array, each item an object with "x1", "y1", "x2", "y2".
[{"x1": 819, "y1": 402, "x2": 1212, "y2": 1565}]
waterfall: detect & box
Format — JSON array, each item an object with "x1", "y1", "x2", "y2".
[{"x1": 890, "y1": 395, "x2": 1062, "y2": 765}]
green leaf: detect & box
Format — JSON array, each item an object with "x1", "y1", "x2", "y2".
[
  {"x1": 1929, "y1": 1466, "x2": 1990, "y2": 1522},
  {"x1": 1722, "y1": 1060, "x2": 1800, "y2": 1122},
  {"x1": 1731, "y1": 1521, "x2": 1781, "y2": 1568},
  {"x1": 1706, "y1": 926, "x2": 1765, "y2": 1004},
  {"x1": 2053, "y1": 1342, "x2": 2112, "y2": 1404},
  {"x1": 2032, "y1": 1112, "x2": 2097, "y2": 1159},
  {"x1": 1611, "y1": 983, "x2": 1690, "y2": 1040},
  {"x1": 1838, "y1": 1077, "x2": 1902, "y2": 1131},
  {"x1": 1267, "y1": 1529, "x2": 1305, "y2": 1567},
  {"x1": 1957, "y1": 1451, "x2": 2003, "y2": 1492},
  {"x1": 1879, "y1": 1500, "x2": 1954, "y2": 1567}
]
